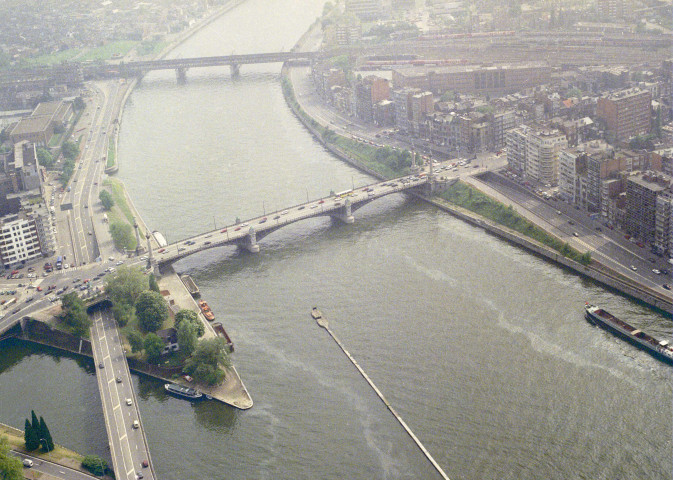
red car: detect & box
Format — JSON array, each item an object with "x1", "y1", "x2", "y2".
[
  {"x1": 234, "y1": 227, "x2": 241, "y2": 231},
  {"x1": 158, "y1": 248, "x2": 165, "y2": 253},
  {"x1": 220, "y1": 228, "x2": 227, "y2": 233}
]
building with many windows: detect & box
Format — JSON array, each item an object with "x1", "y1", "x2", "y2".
[
  {"x1": 392, "y1": 63, "x2": 551, "y2": 96},
  {"x1": 655, "y1": 191, "x2": 673, "y2": 255},
  {"x1": 345, "y1": 0, "x2": 382, "y2": 20},
  {"x1": 624, "y1": 172, "x2": 671, "y2": 245},
  {"x1": 506, "y1": 125, "x2": 567, "y2": 185},
  {"x1": 596, "y1": 88, "x2": 651, "y2": 143}
]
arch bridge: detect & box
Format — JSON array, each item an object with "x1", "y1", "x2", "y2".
[{"x1": 149, "y1": 173, "x2": 455, "y2": 266}]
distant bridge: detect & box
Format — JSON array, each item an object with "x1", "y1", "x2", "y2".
[
  {"x1": 0, "y1": 51, "x2": 321, "y2": 86},
  {"x1": 114, "y1": 51, "x2": 321, "y2": 79},
  {"x1": 149, "y1": 173, "x2": 454, "y2": 266}
]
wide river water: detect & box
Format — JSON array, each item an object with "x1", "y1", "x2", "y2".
[{"x1": 1, "y1": 1, "x2": 672, "y2": 478}]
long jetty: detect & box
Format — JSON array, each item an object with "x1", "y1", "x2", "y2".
[{"x1": 312, "y1": 309, "x2": 450, "y2": 480}]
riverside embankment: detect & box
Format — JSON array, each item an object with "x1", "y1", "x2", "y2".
[
  {"x1": 281, "y1": 25, "x2": 672, "y2": 313},
  {"x1": 84, "y1": 0, "x2": 253, "y2": 410}
]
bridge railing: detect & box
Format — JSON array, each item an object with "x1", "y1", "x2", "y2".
[{"x1": 159, "y1": 178, "x2": 433, "y2": 258}]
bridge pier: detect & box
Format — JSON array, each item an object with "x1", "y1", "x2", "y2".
[
  {"x1": 230, "y1": 63, "x2": 241, "y2": 77},
  {"x1": 176, "y1": 67, "x2": 187, "y2": 83},
  {"x1": 133, "y1": 218, "x2": 144, "y2": 255},
  {"x1": 330, "y1": 198, "x2": 355, "y2": 224},
  {"x1": 236, "y1": 227, "x2": 259, "y2": 253}
]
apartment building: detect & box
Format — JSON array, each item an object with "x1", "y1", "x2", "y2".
[{"x1": 596, "y1": 88, "x2": 651, "y2": 143}]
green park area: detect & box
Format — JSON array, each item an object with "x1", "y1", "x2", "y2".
[
  {"x1": 101, "y1": 178, "x2": 137, "y2": 252},
  {"x1": 17, "y1": 40, "x2": 165, "y2": 68},
  {"x1": 437, "y1": 182, "x2": 591, "y2": 265}
]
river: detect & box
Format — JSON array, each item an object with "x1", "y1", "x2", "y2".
[{"x1": 1, "y1": 0, "x2": 671, "y2": 478}]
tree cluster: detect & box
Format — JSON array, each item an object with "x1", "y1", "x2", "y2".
[
  {"x1": 183, "y1": 338, "x2": 231, "y2": 386},
  {"x1": 109, "y1": 221, "x2": 136, "y2": 251},
  {"x1": 37, "y1": 148, "x2": 55, "y2": 168},
  {"x1": 373, "y1": 146, "x2": 412, "y2": 173},
  {"x1": 99, "y1": 190, "x2": 114, "y2": 210},
  {"x1": 59, "y1": 140, "x2": 80, "y2": 185},
  {"x1": 81, "y1": 455, "x2": 109, "y2": 476},
  {"x1": 60, "y1": 292, "x2": 90, "y2": 337},
  {"x1": 174, "y1": 310, "x2": 207, "y2": 361},
  {"x1": 24, "y1": 411, "x2": 53, "y2": 452},
  {"x1": 135, "y1": 290, "x2": 168, "y2": 332},
  {"x1": 0, "y1": 435, "x2": 23, "y2": 480}
]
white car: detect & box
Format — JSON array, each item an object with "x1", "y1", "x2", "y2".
[
  {"x1": 63, "y1": 263, "x2": 69, "y2": 269},
  {"x1": 126, "y1": 398, "x2": 133, "y2": 406}
]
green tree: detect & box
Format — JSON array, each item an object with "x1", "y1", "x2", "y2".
[
  {"x1": 24, "y1": 418, "x2": 39, "y2": 451},
  {"x1": 82, "y1": 455, "x2": 109, "y2": 476},
  {"x1": 59, "y1": 159, "x2": 75, "y2": 185},
  {"x1": 0, "y1": 435, "x2": 23, "y2": 480},
  {"x1": 127, "y1": 330, "x2": 144, "y2": 353},
  {"x1": 579, "y1": 251, "x2": 592, "y2": 265},
  {"x1": 38, "y1": 417, "x2": 54, "y2": 452},
  {"x1": 60, "y1": 292, "x2": 90, "y2": 337},
  {"x1": 176, "y1": 319, "x2": 198, "y2": 356},
  {"x1": 148, "y1": 274, "x2": 160, "y2": 293},
  {"x1": 143, "y1": 333, "x2": 164, "y2": 363},
  {"x1": 73, "y1": 96, "x2": 86, "y2": 111},
  {"x1": 99, "y1": 190, "x2": 114, "y2": 210},
  {"x1": 61, "y1": 140, "x2": 79, "y2": 160},
  {"x1": 105, "y1": 266, "x2": 147, "y2": 307},
  {"x1": 109, "y1": 221, "x2": 136, "y2": 251},
  {"x1": 135, "y1": 291, "x2": 167, "y2": 332},
  {"x1": 183, "y1": 338, "x2": 231, "y2": 385},
  {"x1": 37, "y1": 148, "x2": 55, "y2": 168},
  {"x1": 112, "y1": 302, "x2": 134, "y2": 327},
  {"x1": 175, "y1": 309, "x2": 204, "y2": 337}
]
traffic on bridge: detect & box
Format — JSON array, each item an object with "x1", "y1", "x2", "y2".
[{"x1": 152, "y1": 171, "x2": 451, "y2": 264}]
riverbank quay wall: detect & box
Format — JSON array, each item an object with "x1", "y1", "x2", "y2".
[
  {"x1": 280, "y1": 65, "x2": 672, "y2": 313},
  {"x1": 3, "y1": 318, "x2": 254, "y2": 408}
]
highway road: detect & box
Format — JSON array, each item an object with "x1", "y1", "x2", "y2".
[
  {"x1": 467, "y1": 173, "x2": 673, "y2": 296},
  {"x1": 90, "y1": 307, "x2": 155, "y2": 480},
  {"x1": 11, "y1": 450, "x2": 99, "y2": 480}
]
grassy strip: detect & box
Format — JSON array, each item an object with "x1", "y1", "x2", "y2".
[
  {"x1": 438, "y1": 181, "x2": 591, "y2": 264},
  {"x1": 107, "y1": 137, "x2": 116, "y2": 168},
  {"x1": 104, "y1": 178, "x2": 134, "y2": 224},
  {"x1": 281, "y1": 75, "x2": 412, "y2": 179},
  {"x1": 0, "y1": 423, "x2": 84, "y2": 465},
  {"x1": 21, "y1": 41, "x2": 139, "y2": 67},
  {"x1": 102, "y1": 179, "x2": 138, "y2": 251}
]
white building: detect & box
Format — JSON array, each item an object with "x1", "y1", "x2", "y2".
[
  {"x1": 0, "y1": 213, "x2": 42, "y2": 267},
  {"x1": 506, "y1": 125, "x2": 567, "y2": 185}
]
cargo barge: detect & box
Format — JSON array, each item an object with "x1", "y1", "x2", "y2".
[
  {"x1": 164, "y1": 383, "x2": 203, "y2": 400},
  {"x1": 212, "y1": 322, "x2": 234, "y2": 352},
  {"x1": 585, "y1": 303, "x2": 673, "y2": 365}
]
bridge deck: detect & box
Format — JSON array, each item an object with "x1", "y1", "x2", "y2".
[{"x1": 154, "y1": 173, "x2": 446, "y2": 264}]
